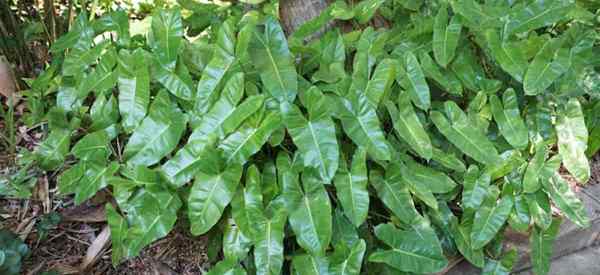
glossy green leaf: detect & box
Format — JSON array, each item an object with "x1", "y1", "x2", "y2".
[
  {"x1": 71, "y1": 130, "x2": 111, "y2": 162},
  {"x1": 431, "y1": 101, "x2": 500, "y2": 165},
  {"x1": 401, "y1": 157, "x2": 457, "y2": 194},
  {"x1": 543, "y1": 173, "x2": 590, "y2": 228},
  {"x1": 37, "y1": 128, "x2": 71, "y2": 170},
  {"x1": 149, "y1": 8, "x2": 183, "y2": 70},
  {"x1": 123, "y1": 91, "x2": 187, "y2": 166},
  {"x1": 509, "y1": 194, "x2": 531, "y2": 233},
  {"x1": 73, "y1": 161, "x2": 119, "y2": 204},
  {"x1": 161, "y1": 138, "x2": 216, "y2": 187},
  {"x1": 286, "y1": 171, "x2": 332, "y2": 255},
  {"x1": 433, "y1": 4, "x2": 461, "y2": 67},
  {"x1": 89, "y1": 94, "x2": 119, "y2": 132},
  {"x1": 188, "y1": 157, "x2": 243, "y2": 236},
  {"x1": 523, "y1": 143, "x2": 549, "y2": 193},
  {"x1": 484, "y1": 29, "x2": 528, "y2": 82},
  {"x1": 365, "y1": 59, "x2": 396, "y2": 108},
  {"x1": 370, "y1": 168, "x2": 421, "y2": 225},
  {"x1": 117, "y1": 49, "x2": 150, "y2": 133},
  {"x1": 153, "y1": 58, "x2": 194, "y2": 100},
  {"x1": 292, "y1": 254, "x2": 330, "y2": 275},
  {"x1": 530, "y1": 218, "x2": 561, "y2": 275},
  {"x1": 490, "y1": 89, "x2": 529, "y2": 150},
  {"x1": 337, "y1": 92, "x2": 390, "y2": 161},
  {"x1": 286, "y1": 87, "x2": 339, "y2": 181},
  {"x1": 369, "y1": 222, "x2": 447, "y2": 273},
  {"x1": 503, "y1": 0, "x2": 574, "y2": 36},
  {"x1": 195, "y1": 19, "x2": 236, "y2": 114},
  {"x1": 401, "y1": 52, "x2": 430, "y2": 110},
  {"x1": 419, "y1": 52, "x2": 463, "y2": 95},
  {"x1": 334, "y1": 148, "x2": 369, "y2": 227},
  {"x1": 250, "y1": 16, "x2": 297, "y2": 103},
  {"x1": 312, "y1": 31, "x2": 346, "y2": 83},
  {"x1": 253, "y1": 204, "x2": 287, "y2": 275},
  {"x1": 462, "y1": 165, "x2": 490, "y2": 211},
  {"x1": 386, "y1": 93, "x2": 432, "y2": 160},
  {"x1": 470, "y1": 194, "x2": 513, "y2": 249},
  {"x1": 523, "y1": 37, "x2": 569, "y2": 95},
  {"x1": 330, "y1": 239, "x2": 366, "y2": 275},
  {"x1": 431, "y1": 147, "x2": 466, "y2": 172},
  {"x1": 449, "y1": 220, "x2": 485, "y2": 268},
  {"x1": 207, "y1": 258, "x2": 247, "y2": 275},
  {"x1": 223, "y1": 216, "x2": 252, "y2": 261},
  {"x1": 556, "y1": 98, "x2": 590, "y2": 183},
  {"x1": 526, "y1": 191, "x2": 553, "y2": 230},
  {"x1": 482, "y1": 249, "x2": 517, "y2": 275},
  {"x1": 219, "y1": 111, "x2": 282, "y2": 165}
]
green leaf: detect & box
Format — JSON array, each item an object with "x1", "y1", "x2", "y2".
[
  {"x1": 526, "y1": 191, "x2": 553, "y2": 230},
  {"x1": 543, "y1": 173, "x2": 590, "y2": 228},
  {"x1": 253, "y1": 204, "x2": 287, "y2": 275},
  {"x1": 369, "y1": 222, "x2": 447, "y2": 273},
  {"x1": 286, "y1": 87, "x2": 339, "y2": 181},
  {"x1": 503, "y1": 0, "x2": 574, "y2": 36},
  {"x1": 219, "y1": 111, "x2": 282, "y2": 165},
  {"x1": 73, "y1": 161, "x2": 119, "y2": 204},
  {"x1": 523, "y1": 37, "x2": 569, "y2": 95},
  {"x1": 161, "y1": 138, "x2": 216, "y2": 187},
  {"x1": 123, "y1": 91, "x2": 187, "y2": 166},
  {"x1": 149, "y1": 8, "x2": 183, "y2": 70},
  {"x1": 334, "y1": 148, "x2": 369, "y2": 227},
  {"x1": 484, "y1": 29, "x2": 528, "y2": 82},
  {"x1": 530, "y1": 218, "x2": 561, "y2": 275},
  {"x1": 462, "y1": 165, "x2": 490, "y2": 211},
  {"x1": 431, "y1": 101, "x2": 500, "y2": 165},
  {"x1": 470, "y1": 194, "x2": 513, "y2": 249},
  {"x1": 89, "y1": 93, "x2": 119, "y2": 132},
  {"x1": 153, "y1": 57, "x2": 194, "y2": 100},
  {"x1": 223, "y1": 216, "x2": 252, "y2": 261},
  {"x1": 556, "y1": 98, "x2": 590, "y2": 183},
  {"x1": 523, "y1": 143, "x2": 549, "y2": 193},
  {"x1": 354, "y1": 0, "x2": 386, "y2": 24},
  {"x1": 509, "y1": 194, "x2": 531, "y2": 233},
  {"x1": 250, "y1": 16, "x2": 298, "y2": 103},
  {"x1": 449, "y1": 220, "x2": 485, "y2": 268},
  {"x1": 188, "y1": 157, "x2": 243, "y2": 236},
  {"x1": 337, "y1": 92, "x2": 390, "y2": 161},
  {"x1": 431, "y1": 147, "x2": 466, "y2": 172},
  {"x1": 330, "y1": 239, "x2": 366, "y2": 275},
  {"x1": 286, "y1": 171, "x2": 332, "y2": 255},
  {"x1": 400, "y1": 157, "x2": 457, "y2": 194},
  {"x1": 312, "y1": 31, "x2": 346, "y2": 83},
  {"x1": 433, "y1": 4, "x2": 461, "y2": 68},
  {"x1": 401, "y1": 52, "x2": 430, "y2": 110},
  {"x1": 117, "y1": 49, "x2": 150, "y2": 133},
  {"x1": 490, "y1": 89, "x2": 529, "y2": 150},
  {"x1": 106, "y1": 203, "x2": 128, "y2": 265},
  {"x1": 71, "y1": 130, "x2": 111, "y2": 162},
  {"x1": 419, "y1": 52, "x2": 463, "y2": 95},
  {"x1": 207, "y1": 258, "x2": 247, "y2": 275},
  {"x1": 482, "y1": 249, "x2": 517, "y2": 275},
  {"x1": 195, "y1": 19, "x2": 236, "y2": 114},
  {"x1": 370, "y1": 168, "x2": 421, "y2": 225},
  {"x1": 385, "y1": 94, "x2": 432, "y2": 160},
  {"x1": 365, "y1": 59, "x2": 396, "y2": 108},
  {"x1": 37, "y1": 128, "x2": 71, "y2": 171},
  {"x1": 292, "y1": 254, "x2": 330, "y2": 275}
]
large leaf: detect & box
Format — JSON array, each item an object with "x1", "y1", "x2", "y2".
[
  {"x1": 337, "y1": 92, "x2": 390, "y2": 161},
  {"x1": 470, "y1": 194, "x2": 513, "y2": 249},
  {"x1": 462, "y1": 165, "x2": 490, "y2": 211},
  {"x1": 72, "y1": 161, "x2": 119, "y2": 204},
  {"x1": 334, "y1": 148, "x2": 369, "y2": 227},
  {"x1": 253, "y1": 204, "x2": 287, "y2": 275},
  {"x1": 530, "y1": 218, "x2": 561, "y2": 275},
  {"x1": 123, "y1": 90, "x2": 187, "y2": 166},
  {"x1": 523, "y1": 37, "x2": 569, "y2": 95},
  {"x1": 207, "y1": 258, "x2": 247, "y2": 275},
  {"x1": 401, "y1": 52, "x2": 430, "y2": 110},
  {"x1": 330, "y1": 239, "x2": 366, "y2": 275},
  {"x1": 188, "y1": 155, "x2": 243, "y2": 236},
  {"x1": 370, "y1": 168, "x2": 421, "y2": 224},
  {"x1": 195, "y1": 19, "x2": 236, "y2": 114},
  {"x1": 385, "y1": 93, "x2": 432, "y2": 160},
  {"x1": 285, "y1": 171, "x2": 332, "y2": 255},
  {"x1": 249, "y1": 16, "x2": 297, "y2": 103},
  {"x1": 543, "y1": 173, "x2": 590, "y2": 228},
  {"x1": 489, "y1": 88, "x2": 529, "y2": 150},
  {"x1": 431, "y1": 101, "x2": 500, "y2": 164},
  {"x1": 419, "y1": 52, "x2": 463, "y2": 95},
  {"x1": 219, "y1": 111, "x2": 282, "y2": 165},
  {"x1": 286, "y1": 87, "x2": 339, "y2": 181},
  {"x1": 117, "y1": 49, "x2": 150, "y2": 133},
  {"x1": 484, "y1": 29, "x2": 528, "y2": 82},
  {"x1": 37, "y1": 128, "x2": 71, "y2": 170},
  {"x1": 149, "y1": 8, "x2": 183, "y2": 70},
  {"x1": 556, "y1": 98, "x2": 590, "y2": 183},
  {"x1": 369, "y1": 221, "x2": 447, "y2": 273},
  {"x1": 503, "y1": 0, "x2": 574, "y2": 36},
  {"x1": 400, "y1": 156, "x2": 457, "y2": 194},
  {"x1": 161, "y1": 138, "x2": 216, "y2": 187},
  {"x1": 449, "y1": 219, "x2": 485, "y2": 268},
  {"x1": 291, "y1": 254, "x2": 330, "y2": 275},
  {"x1": 365, "y1": 59, "x2": 396, "y2": 107},
  {"x1": 526, "y1": 191, "x2": 553, "y2": 230},
  {"x1": 523, "y1": 143, "x2": 549, "y2": 193},
  {"x1": 433, "y1": 4, "x2": 461, "y2": 68}
]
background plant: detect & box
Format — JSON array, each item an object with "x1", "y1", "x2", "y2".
[{"x1": 5, "y1": 0, "x2": 600, "y2": 274}]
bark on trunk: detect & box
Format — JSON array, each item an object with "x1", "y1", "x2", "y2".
[{"x1": 279, "y1": 0, "x2": 330, "y2": 36}]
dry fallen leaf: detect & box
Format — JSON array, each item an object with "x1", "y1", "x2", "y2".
[
  {"x1": 0, "y1": 56, "x2": 16, "y2": 100},
  {"x1": 80, "y1": 225, "x2": 111, "y2": 272},
  {"x1": 61, "y1": 203, "x2": 107, "y2": 223}
]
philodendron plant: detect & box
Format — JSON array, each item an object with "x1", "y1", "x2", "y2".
[{"x1": 23, "y1": 0, "x2": 599, "y2": 274}]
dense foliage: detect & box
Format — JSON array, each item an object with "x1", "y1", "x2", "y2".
[{"x1": 9, "y1": 0, "x2": 600, "y2": 274}]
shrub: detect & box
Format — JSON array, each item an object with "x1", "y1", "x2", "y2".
[{"x1": 22, "y1": 0, "x2": 599, "y2": 274}]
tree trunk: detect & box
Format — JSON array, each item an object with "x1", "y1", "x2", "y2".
[{"x1": 279, "y1": 0, "x2": 330, "y2": 36}]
